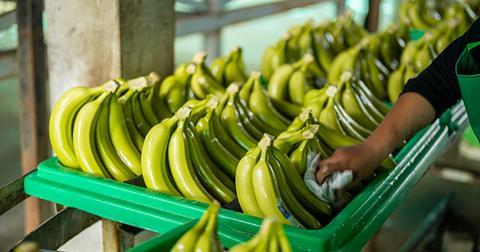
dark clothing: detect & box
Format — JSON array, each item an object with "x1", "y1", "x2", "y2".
[{"x1": 402, "y1": 18, "x2": 480, "y2": 117}]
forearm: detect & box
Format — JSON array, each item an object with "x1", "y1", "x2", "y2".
[{"x1": 364, "y1": 92, "x2": 436, "y2": 162}]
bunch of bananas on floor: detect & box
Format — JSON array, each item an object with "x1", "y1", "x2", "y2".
[
  {"x1": 305, "y1": 72, "x2": 390, "y2": 141},
  {"x1": 229, "y1": 218, "x2": 292, "y2": 252},
  {"x1": 261, "y1": 12, "x2": 367, "y2": 80},
  {"x1": 236, "y1": 133, "x2": 331, "y2": 229},
  {"x1": 49, "y1": 73, "x2": 164, "y2": 182},
  {"x1": 171, "y1": 202, "x2": 223, "y2": 252}
]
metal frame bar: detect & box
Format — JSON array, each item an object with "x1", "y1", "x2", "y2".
[{"x1": 176, "y1": 0, "x2": 327, "y2": 36}]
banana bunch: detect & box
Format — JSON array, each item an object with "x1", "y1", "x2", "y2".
[
  {"x1": 236, "y1": 134, "x2": 331, "y2": 229},
  {"x1": 328, "y1": 37, "x2": 393, "y2": 100},
  {"x1": 210, "y1": 47, "x2": 248, "y2": 87},
  {"x1": 142, "y1": 97, "x2": 236, "y2": 204},
  {"x1": 171, "y1": 202, "x2": 223, "y2": 252},
  {"x1": 49, "y1": 73, "x2": 163, "y2": 182},
  {"x1": 387, "y1": 18, "x2": 467, "y2": 102},
  {"x1": 158, "y1": 52, "x2": 226, "y2": 116},
  {"x1": 399, "y1": 0, "x2": 441, "y2": 29},
  {"x1": 229, "y1": 218, "x2": 292, "y2": 252},
  {"x1": 267, "y1": 54, "x2": 320, "y2": 110},
  {"x1": 305, "y1": 72, "x2": 390, "y2": 141},
  {"x1": 261, "y1": 12, "x2": 367, "y2": 80}
]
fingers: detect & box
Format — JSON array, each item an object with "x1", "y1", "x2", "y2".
[{"x1": 315, "y1": 159, "x2": 342, "y2": 184}]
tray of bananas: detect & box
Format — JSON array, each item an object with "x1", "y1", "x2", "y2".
[{"x1": 24, "y1": 1, "x2": 475, "y2": 249}]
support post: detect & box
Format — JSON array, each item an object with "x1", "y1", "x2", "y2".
[
  {"x1": 366, "y1": 0, "x2": 381, "y2": 32},
  {"x1": 204, "y1": 0, "x2": 222, "y2": 60},
  {"x1": 16, "y1": 0, "x2": 55, "y2": 234},
  {"x1": 44, "y1": 0, "x2": 175, "y2": 248}
]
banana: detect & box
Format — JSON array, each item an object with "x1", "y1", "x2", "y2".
[
  {"x1": 96, "y1": 96, "x2": 136, "y2": 182},
  {"x1": 313, "y1": 27, "x2": 336, "y2": 71},
  {"x1": 168, "y1": 110, "x2": 213, "y2": 203},
  {"x1": 352, "y1": 79, "x2": 390, "y2": 115},
  {"x1": 191, "y1": 52, "x2": 225, "y2": 99},
  {"x1": 108, "y1": 91, "x2": 143, "y2": 176},
  {"x1": 196, "y1": 109, "x2": 240, "y2": 178},
  {"x1": 267, "y1": 144, "x2": 321, "y2": 229},
  {"x1": 276, "y1": 222, "x2": 293, "y2": 252},
  {"x1": 118, "y1": 89, "x2": 144, "y2": 151},
  {"x1": 288, "y1": 61, "x2": 310, "y2": 105},
  {"x1": 251, "y1": 138, "x2": 295, "y2": 225},
  {"x1": 73, "y1": 90, "x2": 112, "y2": 178},
  {"x1": 249, "y1": 75, "x2": 290, "y2": 130},
  {"x1": 274, "y1": 124, "x2": 318, "y2": 153},
  {"x1": 289, "y1": 139, "x2": 313, "y2": 175},
  {"x1": 185, "y1": 120, "x2": 236, "y2": 204},
  {"x1": 270, "y1": 97, "x2": 303, "y2": 119},
  {"x1": 237, "y1": 81, "x2": 283, "y2": 136},
  {"x1": 141, "y1": 116, "x2": 181, "y2": 195},
  {"x1": 210, "y1": 57, "x2": 226, "y2": 84},
  {"x1": 138, "y1": 91, "x2": 160, "y2": 126},
  {"x1": 271, "y1": 147, "x2": 332, "y2": 219},
  {"x1": 268, "y1": 64, "x2": 295, "y2": 101},
  {"x1": 194, "y1": 202, "x2": 222, "y2": 252},
  {"x1": 233, "y1": 96, "x2": 264, "y2": 140},
  {"x1": 261, "y1": 46, "x2": 276, "y2": 80},
  {"x1": 319, "y1": 97, "x2": 343, "y2": 132},
  {"x1": 236, "y1": 145, "x2": 263, "y2": 217},
  {"x1": 131, "y1": 92, "x2": 152, "y2": 136},
  {"x1": 229, "y1": 219, "x2": 274, "y2": 252},
  {"x1": 224, "y1": 47, "x2": 248, "y2": 85},
  {"x1": 387, "y1": 65, "x2": 404, "y2": 103},
  {"x1": 220, "y1": 85, "x2": 258, "y2": 150},
  {"x1": 166, "y1": 84, "x2": 188, "y2": 114},
  {"x1": 271, "y1": 36, "x2": 288, "y2": 71},
  {"x1": 340, "y1": 77, "x2": 378, "y2": 130},
  {"x1": 334, "y1": 103, "x2": 371, "y2": 140},
  {"x1": 171, "y1": 207, "x2": 211, "y2": 252},
  {"x1": 50, "y1": 85, "x2": 103, "y2": 168}
]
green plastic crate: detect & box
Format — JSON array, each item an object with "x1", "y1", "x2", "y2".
[{"x1": 24, "y1": 102, "x2": 467, "y2": 251}]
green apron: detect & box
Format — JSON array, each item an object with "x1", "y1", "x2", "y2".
[{"x1": 455, "y1": 41, "x2": 480, "y2": 140}]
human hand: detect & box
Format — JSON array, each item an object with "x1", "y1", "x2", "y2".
[{"x1": 315, "y1": 143, "x2": 381, "y2": 186}]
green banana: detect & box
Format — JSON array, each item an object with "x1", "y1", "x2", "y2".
[
  {"x1": 196, "y1": 109, "x2": 240, "y2": 178},
  {"x1": 274, "y1": 124, "x2": 318, "y2": 153},
  {"x1": 236, "y1": 145, "x2": 263, "y2": 218},
  {"x1": 171, "y1": 207, "x2": 211, "y2": 252},
  {"x1": 224, "y1": 47, "x2": 248, "y2": 85},
  {"x1": 168, "y1": 111, "x2": 213, "y2": 203},
  {"x1": 185, "y1": 121, "x2": 236, "y2": 204},
  {"x1": 131, "y1": 92, "x2": 152, "y2": 136},
  {"x1": 249, "y1": 76, "x2": 290, "y2": 130},
  {"x1": 50, "y1": 85, "x2": 103, "y2": 168},
  {"x1": 138, "y1": 91, "x2": 160, "y2": 126},
  {"x1": 191, "y1": 52, "x2": 225, "y2": 98},
  {"x1": 118, "y1": 89, "x2": 144, "y2": 151},
  {"x1": 141, "y1": 116, "x2": 181, "y2": 195},
  {"x1": 108, "y1": 92, "x2": 143, "y2": 176},
  {"x1": 271, "y1": 147, "x2": 332, "y2": 219},
  {"x1": 96, "y1": 96, "x2": 136, "y2": 182},
  {"x1": 221, "y1": 86, "x2": 258, "y2": 150},
  {"x1": 73, "y1": 91, "x2": 112, "y2": 178},
  {"x1": 252, "y1": 138, "x2": 295, "y2": 225},
  {"x1": 267, "y1": 144, "x2": 322, "y2": 229},
  {"x1": 194, "y1": 203, "x2": 222, "y2": 252}
]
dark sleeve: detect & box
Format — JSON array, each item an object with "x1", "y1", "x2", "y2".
[{"x1": 401, "y1": 18, "x2": 480, "y2": 118}]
